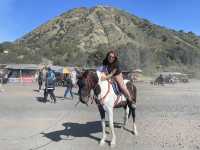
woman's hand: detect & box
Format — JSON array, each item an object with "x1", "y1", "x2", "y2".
[
  {"x1": 101, "y1": 73, "x2": 113, "y2": 81},
  {"x1": 101, "y1": 73, "x2": 107, "y2": 81}
]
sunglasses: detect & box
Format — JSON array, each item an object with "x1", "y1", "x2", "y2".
[{"x1": 109, "y1": 55, "x2": 115, "y2": 59}]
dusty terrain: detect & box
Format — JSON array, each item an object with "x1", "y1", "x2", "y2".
[{"x1": 0, "y1": 80, "x2": 200, "y2": 150}]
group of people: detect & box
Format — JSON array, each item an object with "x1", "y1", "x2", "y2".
[
  {"x1": 37, "y1": 67, "x2": 74, "y2": 103},
  {"x1": 37, "y1": 50, "x2": 134, "y2": 105}
]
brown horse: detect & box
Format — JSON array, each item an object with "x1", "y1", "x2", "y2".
[{"x1": 77, "y1": 70, "x2": 138, "y2": 147}]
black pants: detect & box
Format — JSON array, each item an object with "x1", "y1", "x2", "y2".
[
  {"x1": 38, "y1": 80, "x2": 42, "y2": 90},
  {"x1": 44, "y1": 89, "x2": 56, "y2": 103}
]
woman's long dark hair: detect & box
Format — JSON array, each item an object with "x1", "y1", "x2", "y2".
[{"x1": 103, "y1": 50, "x2": 119, "y2": 71}]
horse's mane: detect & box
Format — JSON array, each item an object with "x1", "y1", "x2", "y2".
[
  {"x1": 82, "y1": 70, "x2": 90, "y2": 79},
  {"x1": 82, "y1": 70, "x2": 99, "y2": 84}
]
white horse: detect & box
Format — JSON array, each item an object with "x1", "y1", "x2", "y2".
[{"x1": 77, "y1": 70, "x2": 138, "y2": 147}]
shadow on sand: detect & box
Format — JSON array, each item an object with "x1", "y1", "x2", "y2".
[
  {"x1": 36, "y1": 97, "x2": 46, "y2": 103},
  {"x1": 41, "y1": 121, "x2": 123, "y2": 143},
  {"x1": 55, "y1": 96, "x2": 64, "y2": 99},
  {"x1": 33, "y1": 89, "x2": 40, "y2": 92},
  {"x1": 41, "y1": 121, "x2": 102, "y2": 143}
]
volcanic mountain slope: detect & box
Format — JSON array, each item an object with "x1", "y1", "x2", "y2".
[{"x1": 1, "y1": 6, "x2": 200, "y2": 74}]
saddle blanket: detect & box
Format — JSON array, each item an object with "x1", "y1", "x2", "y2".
[{"x1": 111, "y1": 81, "x2": 122, "y2": 96}]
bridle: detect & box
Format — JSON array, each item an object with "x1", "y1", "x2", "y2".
[
  {"x1": 80, "y1": 72, "x2": 99, "y2": 104},
  {"x1": 82, "y1": 72, "x2": 112, "y2": 105}
]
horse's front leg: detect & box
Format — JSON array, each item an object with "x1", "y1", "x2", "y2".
[
  {"x1": 108, "y1": 108, "x2": 116, "y2": 147},
  {"x1": 97, "y1": 104, "x2": 106, "y2": 146},
  {"x1": 100, "y1": 118, "x2": 106, "y2": 146}
]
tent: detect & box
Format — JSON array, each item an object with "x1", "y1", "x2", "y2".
[
  {"x1": 58, "y1": 67, "x2": 70, "y2": 74},
  {"x1": 63, "y1": 67, "x2": 70, "y2": 74},
  {"x1": 5, "y1": 64, "x2": 39, "y2": 83}
]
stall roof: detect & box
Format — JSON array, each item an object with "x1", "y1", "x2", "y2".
[
  {"x1": 5, "y1": 64, "x2": 40, "y2": 70},
  {"x1": 159, "y1": 72, "x2": 183, "y2": 75},
  {"x1": 5, "y1": 64, "x2": 78, "y2": 72},
  {"x1": 51, "y1": 66, "x2": 76, "y2": 73},
  {"x1": 50, "y1": 65, "x2": 63, "y2": 72}
]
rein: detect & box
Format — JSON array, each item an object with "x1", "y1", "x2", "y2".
[
  {"x1": 99, "y1": 80, "x2": 110, "y2": 105},
  {"x1": 84, "y1": 73, "x2": 99, "y2": 104},
  {"x1": 85, "y1": 73, "x2": 112, "y2": 105},
  {"x1": 83, "y1": 72, "x2": 119, "y2": 106}
]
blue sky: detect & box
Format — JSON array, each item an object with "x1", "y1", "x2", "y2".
[{"x1": 0, "y1": 0, "x2": 200, "y2": 42}]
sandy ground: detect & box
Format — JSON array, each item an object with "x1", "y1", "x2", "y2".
[{"x1": 0, "y1": 80, "x2": 200, "y2": 150}]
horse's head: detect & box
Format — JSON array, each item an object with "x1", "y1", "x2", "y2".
[{"x1": 77, "y1": 70, "x2": 99, "y2": 105}]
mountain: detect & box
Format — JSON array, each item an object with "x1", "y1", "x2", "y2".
[{"x1": 1, "y1": 6, "x2": 200, "y2": 75}]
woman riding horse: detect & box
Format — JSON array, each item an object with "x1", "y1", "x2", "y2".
[
  {"x1": 101, "y1": 50, "x2": 133, "y2": 105},
  {"x1": 77, "y1": 51, "x2": 138, "y2": 147}
]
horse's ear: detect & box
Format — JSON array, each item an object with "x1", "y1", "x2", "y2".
[
  {"x1": 82, "y1": 70, "x2": 89, "y2": 78},
  {"x1": 93, "y1": 72, "x2": 99, "y2": 83}
]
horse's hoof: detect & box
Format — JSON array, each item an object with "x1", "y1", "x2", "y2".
[
  {"x1": 99, "y1": 140, "x2": 105, "y2": 146},
  {"x1": 110, "y1": 142, "x2": 116, "y2": 148},
  {"x1": 132, "y1": 131, "x2": 138, "y2": 136},
  {"x1": 121, "y1": 125, "x2": 126, "y2": 130},
  {"x1": 134, "y1": 131, "x2": 138, "y2": 136}
]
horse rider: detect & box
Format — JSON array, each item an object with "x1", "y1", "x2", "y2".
[{"x1": 100, "y1": 50, "x2": 133, "y2": 104}]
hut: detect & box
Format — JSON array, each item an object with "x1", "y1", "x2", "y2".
[{"x1": 5, "y1": 64, "x2": 39, "y2": 83}]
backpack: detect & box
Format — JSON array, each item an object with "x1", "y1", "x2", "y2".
[
  {"x1": 64, "y1": 76, "x2": 73, "y2": 87},
  {"x1": 46, "y1": 71, "x2": 56, "y2": 89}
]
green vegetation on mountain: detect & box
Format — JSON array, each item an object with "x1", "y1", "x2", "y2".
[{"x1": 1, "y1": 6, "x2": 200, "y2": 76}]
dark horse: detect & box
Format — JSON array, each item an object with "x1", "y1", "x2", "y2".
[{"x1": 77, "y1": 70, "x2": 138, "y2": 147}]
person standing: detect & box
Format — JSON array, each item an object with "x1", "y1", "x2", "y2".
[
  {"x1": 71, "y1": 70, "x2": 77, "y2": 87},
  {"x1": 63, "y1": 74, "x2": 73, "y2": 99},
  {"x1": 0, "y1": 71, "x2": 3, "y2": 92},
  {"x1": 38, "y1": 70, "x2": 43, "y2": 91},
  {"x1": 44, "y1": 67, "x2": 56, "y2": 103}
]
